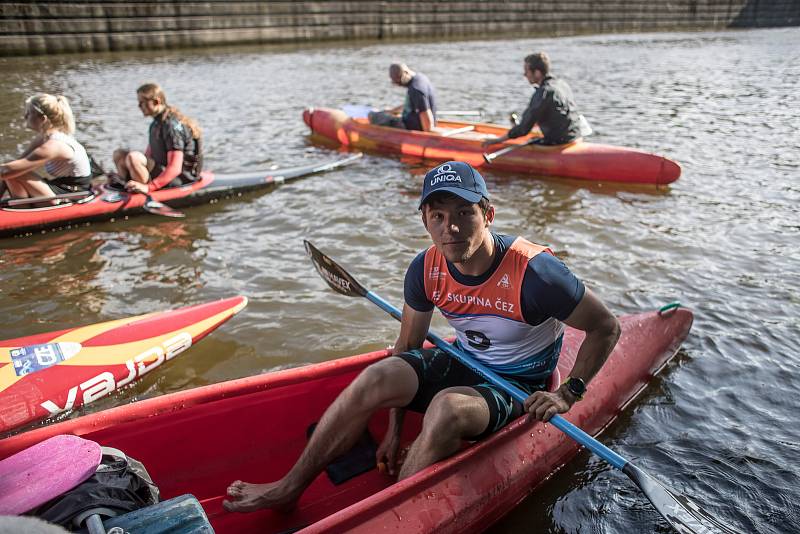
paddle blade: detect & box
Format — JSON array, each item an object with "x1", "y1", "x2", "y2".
[
  {"x1": 144, "y1": 196, "x2": 185, "y2": 218},
  {"x1": 304, "y1": 240, "x2": 367, "y2": 298},
  {"x1": 623, "y1": 464, "x2": 740, "y2": 534},
  {"x1": 578, "y1": 114, "x2": 593, "y2": 137}
]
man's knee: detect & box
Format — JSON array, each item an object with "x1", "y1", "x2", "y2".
[
  {"x1": 125, "y1": 151, "x2": 147, "y2": 169},
  {"x1": 113, "y1": 149, "x2": 128, "y2": 164},
  {"x1": 349, "y1": 358, "x2": 416, "y2": 409},
  {"x1": 422, "y1": 390, "x2": 487, "y2": 438},
  {"x1": 425, "y1": 392, "x2": 464, "y2": 428}
]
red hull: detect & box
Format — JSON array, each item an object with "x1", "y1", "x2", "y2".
[
  {"x1": 303, "y1": 107, "x2": 681, "y2": 185},
  {"x1": 0, "y1": 308, "x2": 692, "y2": 533},
  {"x1": 0, "y1": 174, "x2": 214, "y2": 238},
  {"x1": 0, "y1": 152, "x2": 363, "y2": 238},
  {"x1": 0, "y1": 296, "x2": 247, "y2": 435}
]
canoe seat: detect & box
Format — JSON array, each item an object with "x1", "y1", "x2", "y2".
[
  {"x1": 308, "y1": 422, "x2": 377, "y2": 485},
  {"x1": 430, "y1": 126, "x2": 488, "y2": 141},
  {"x1": 101, "y1": 494, "x2": 213, "y2": 534}
]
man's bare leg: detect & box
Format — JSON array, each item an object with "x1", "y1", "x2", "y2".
[
  {"x1": 398, "y1": 387, "x2": 490, "y2": 480},
  {"x1": 124, "y1": 151, "x2": 150, "y2": 185},
  {"x1": 112, "y1": 149, "x2": 129, "y2": 180},
  {"x1": 4, "y1": 174, "x2": 56, "y2": 204},
  {"x1": 4, "y1": 178, "x2": 30, "y2": 199},
  {"x1": 223, "y1": 357, "x2": 419, "y2": 513}
]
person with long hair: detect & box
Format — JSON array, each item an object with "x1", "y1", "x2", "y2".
[
  {"x1": 0, "y1": 94, "x2": 92, "y2": 203},
  {"x1": 113, "y1": 83, "x2": 203, "y2": 194}
]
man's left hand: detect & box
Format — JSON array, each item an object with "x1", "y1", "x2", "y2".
[
  {"x1": 125, "y1": 180, "x2": 148, "y2": 194},
  {"x1": 523, "y1": 386, "x2": 575, "y2": 421}
]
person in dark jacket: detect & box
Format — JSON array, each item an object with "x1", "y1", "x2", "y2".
[{"x1": 483, "y1": 52, "x2": 582, "y2": 147}]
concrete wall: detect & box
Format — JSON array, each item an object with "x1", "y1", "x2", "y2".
[{"x1": 1, "y1": 0, "x2": 798, "y2": 57}]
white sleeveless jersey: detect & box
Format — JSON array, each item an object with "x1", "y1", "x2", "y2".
[{"x1": 35, "y1": 132, "x2": 91, "y2": 180}]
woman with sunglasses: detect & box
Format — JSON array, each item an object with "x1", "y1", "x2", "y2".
[{"x1": 0, "y1": 94, "x2": 92, "y2": 203}]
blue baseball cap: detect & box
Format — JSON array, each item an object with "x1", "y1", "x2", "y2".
[{"x1": 418, "y1": 161, "x2": 490, "y2": 209}]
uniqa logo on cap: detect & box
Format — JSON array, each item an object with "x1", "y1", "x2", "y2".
[{"x1": 430, "y1": 163, "x2": 463, "y2": 186}]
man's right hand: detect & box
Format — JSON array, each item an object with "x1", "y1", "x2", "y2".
[
  {"x1": 125, "y1": 180, "x2": 148, "y2": 194},
  {"x1": 376, "y1": 408, "x2": 404, "y2": 475}
]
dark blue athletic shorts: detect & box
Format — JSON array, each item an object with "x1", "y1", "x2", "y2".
[{"x1": 396, "y1": 348, "x2": 549, "y2": 440}]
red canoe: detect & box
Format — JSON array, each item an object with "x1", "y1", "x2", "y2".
[
  {"x1": 0, "y1": 307, "x2": 692, "y2": 533},
  {"x1": 303, "y1": 107, "x2": 681, "y2": 185},
  {"x1": 0, "y1": 153, "x2": 362, "y2": 239},
  {"x1": 0, "y1": 296, "x2": 247, "y2": 435}
]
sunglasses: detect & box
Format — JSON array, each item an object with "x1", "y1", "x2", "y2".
[{"x1": 24, "y1": 104, "x2": 46, "y2": 118}]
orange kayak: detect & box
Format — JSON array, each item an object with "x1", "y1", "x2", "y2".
[
  {"x1": 303, "y1": 107, "x2": 681, "y2": 185},
  {"x1": 0, "y1": 306, "x2": 692, "y2": 533}
]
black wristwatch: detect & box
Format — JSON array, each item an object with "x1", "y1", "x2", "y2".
[{"x1": 564, "y1": 376, "x2": 586, "y2": 400}]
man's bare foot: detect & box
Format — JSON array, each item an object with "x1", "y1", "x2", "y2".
[{"x1": 222, "y1": 480, "x2": 300, "y2": 513}]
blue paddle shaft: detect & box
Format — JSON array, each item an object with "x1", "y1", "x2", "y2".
[{"x1": 364, "y1": 290, "x2": 628, "y2": 471}]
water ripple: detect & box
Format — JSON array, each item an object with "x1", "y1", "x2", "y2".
[{"x1": 0, "y1": 27, "x2": 798, "y2": 534}]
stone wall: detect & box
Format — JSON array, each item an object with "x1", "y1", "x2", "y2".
[{"x1": 1, "y1": 0, "x2": 798, "y2": 57}]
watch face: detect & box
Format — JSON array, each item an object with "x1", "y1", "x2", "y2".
[{"x1": 567, "y1": 377, "x2": 586, "y2": 396}]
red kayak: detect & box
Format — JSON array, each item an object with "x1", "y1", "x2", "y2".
[
  {"x1": 0, "y1": 296, "x2": 247, "y2": 435},
  {"x1": 303, "y1": 107, "x2": 680, "y2": 185},
  {"x1": 0, "y1": 306, "x2": 692, "y2": 533},
  {"x1": 0, "y1": 153, "x2": 362, "y2": 239}
]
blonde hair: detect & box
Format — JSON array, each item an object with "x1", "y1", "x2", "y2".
[
  {"x1": 137, "y1": 82, "x2": 202, "y2": 139},
  {"x1": 25, "y1": 93, "x2": 76, "y2": 135}
]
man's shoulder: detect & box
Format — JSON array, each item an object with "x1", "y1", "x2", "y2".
[
  {"x1": 413, "y1": 71, "x2": 431, "y2": 83},
  {"x1": 410, "y1": 72, "x2": 434, "y2": 91},
  {"x1": 495, "y1": 233, "x2": 516, "y2": 249},
  {"x1": 545, "y1": 75, "x2": 573, "y2": 93},
  {"x1": 165, "y1": 116, "x2": 185, "y2": 133},
  {"x1": 410, "y1": 247, "x2": 430, "y2": 265},
  {"x1": 406, "y1": 246, "x2": 434, "y2": 275}
]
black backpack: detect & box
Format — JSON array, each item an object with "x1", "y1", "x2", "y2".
[{"x1": 28, "y1": 447, "x2": 159, "y2": 530}]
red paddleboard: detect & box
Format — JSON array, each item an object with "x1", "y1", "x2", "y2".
[
  {"x1": 0, "y1": 296, "x2": 247, "y2": 435},
  {"x1": 0, "y1": 434, "x2": 101, "y2": 514}
]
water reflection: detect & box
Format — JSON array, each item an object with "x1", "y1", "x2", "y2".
[{"x1": 0, "y1": 231, "x2": 108, "y2": 326}]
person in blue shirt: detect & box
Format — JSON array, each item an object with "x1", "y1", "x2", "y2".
[{"x1": 368, "y1": 63, "x2": 437, "y2": 132}]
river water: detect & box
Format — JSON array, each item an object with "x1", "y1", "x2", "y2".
[{"x1": 1, "y1": 27, "x2": 798, "y2": 533}]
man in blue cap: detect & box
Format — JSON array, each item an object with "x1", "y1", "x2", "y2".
[{"x1": 223, "y1": 161, "x2": 620, "y2": 514}]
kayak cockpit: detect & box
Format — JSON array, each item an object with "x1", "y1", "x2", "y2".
[{"x1": 0, "y1": 191, "x2": 96, "y2": 212}]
